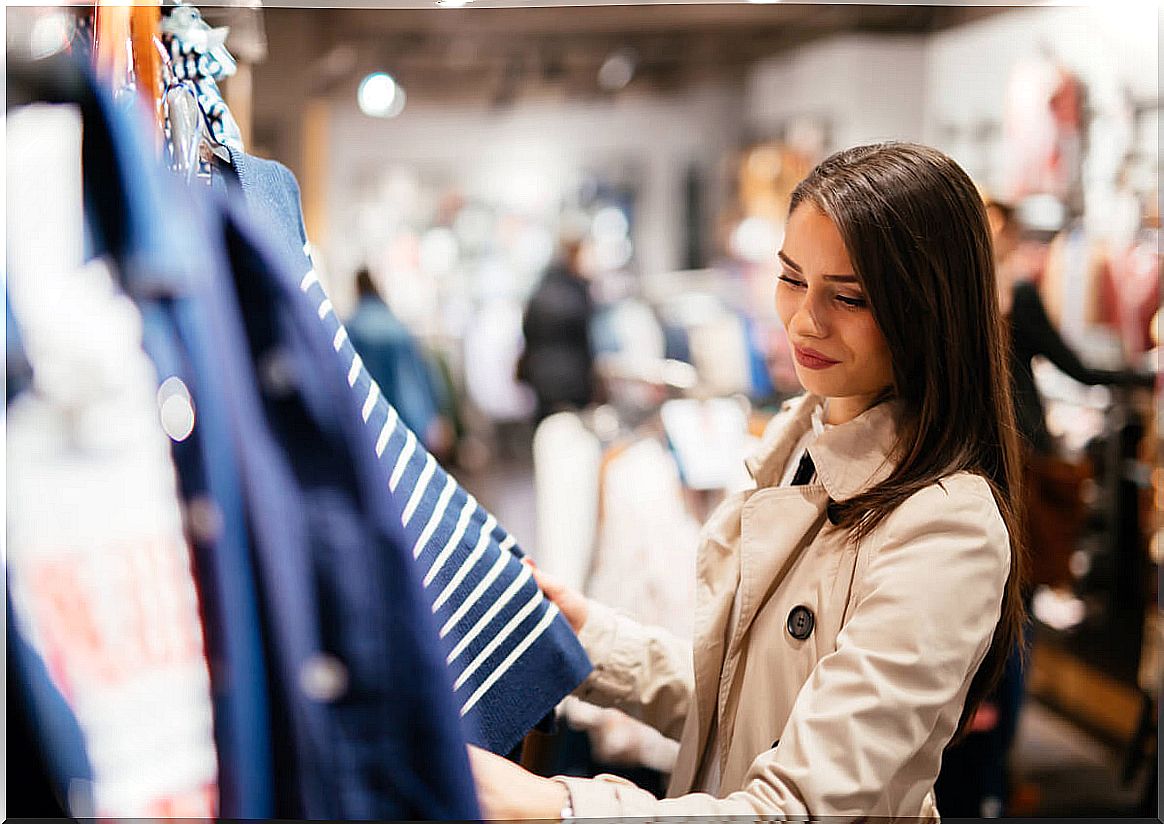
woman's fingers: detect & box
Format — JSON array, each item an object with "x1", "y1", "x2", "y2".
[{"x1": 524, "y1": 559, "x2": 588, "y2": 632}]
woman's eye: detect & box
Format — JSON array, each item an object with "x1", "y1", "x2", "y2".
[
  {"x1": 778, "y1": 274, "x2": 806, "y2": 290},
  {"x1": 835, "y1": 294, "x2": 868, "y2": 309}
]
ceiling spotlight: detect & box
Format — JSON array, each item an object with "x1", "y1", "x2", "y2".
[
  {"x1": 437, "y1": 0, "x2": 474, "y2": 7},
  {"x1": 747, "y1": 0, "x2": 782, "y2": 4},
  {"x1": 598, "y1": 48, "x2": 637, "y2": 92},
  {"x1": 358, "y1": 72, "x2": 406, "y2": 119}
]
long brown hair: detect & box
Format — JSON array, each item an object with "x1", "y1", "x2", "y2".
[{"x1": 789, "y1": 142, "x2": 1026, "y2": 741}]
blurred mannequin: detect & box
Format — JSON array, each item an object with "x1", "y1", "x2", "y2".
[
  {"x1": 518, "y1": 235, "x2": 597, "y2": 424},
  {"x1": 347, "y1": 268, "x2": 454, "y2": 461}
]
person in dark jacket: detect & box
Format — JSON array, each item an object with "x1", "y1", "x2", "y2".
[
  {"x1": 518, "y1": 236, "x2": 597, "y2": 423},
  {"x1": 992, "y1": 201, "x2": 1154, "y2": 455}
]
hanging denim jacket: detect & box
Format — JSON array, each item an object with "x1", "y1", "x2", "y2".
[
  {"x1": 66, "y1": 71, "x2": 272, "y2": 819},
  {"x1": 222, "y1": 146, "x2": 593, "y2": 755},
  {"x1": 74, "y1": 68, "x2": 479, "y2": 819}
]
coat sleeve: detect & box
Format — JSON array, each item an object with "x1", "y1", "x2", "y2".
[
  {"x1": 570, "y1": 599, "x2": 694, "y2": 742},
  {"x1": 556, "y1": 478, "x2": 1011, "y2": 817}
]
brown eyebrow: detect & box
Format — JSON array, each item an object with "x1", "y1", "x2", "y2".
[{"x1": 778, "y1": 251, "x2": 859, "y2": 284}]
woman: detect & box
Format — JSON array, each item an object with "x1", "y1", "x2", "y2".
[{"x1": 469, "y1": 142, "x2": 1026, "y2": 820}]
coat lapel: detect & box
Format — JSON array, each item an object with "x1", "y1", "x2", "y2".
[
  {"x1": 734, "y1": 485, "x2": 830, "y2": 651},
  {"x1": 670, "y1": 393, "x2": 904, "y2": 795}
]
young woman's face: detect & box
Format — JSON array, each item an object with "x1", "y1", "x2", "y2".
[{"x1": 776, "y1": 204, "x2": 894, "y2": 425}]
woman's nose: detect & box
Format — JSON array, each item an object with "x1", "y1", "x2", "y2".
[{"x1": 790, "y1": 294, "x2": 827, "y2": 338}]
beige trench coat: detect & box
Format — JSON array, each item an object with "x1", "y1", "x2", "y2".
[{"x1": 556, "y1": 393, "x2": 1011, "y2": 820}]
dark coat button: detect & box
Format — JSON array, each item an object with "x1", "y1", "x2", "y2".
[{"x1": 787, "y1": 605, "x2": 815, "y2": 640}]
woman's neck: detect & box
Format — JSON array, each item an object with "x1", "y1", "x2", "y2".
[{"x1": 823, "y1": 392, "x2": 885, "y2": 426}]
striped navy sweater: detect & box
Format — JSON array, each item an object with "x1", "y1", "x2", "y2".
[{"x1": 226, "y1": 149, "x2": 592, "y2": 754}]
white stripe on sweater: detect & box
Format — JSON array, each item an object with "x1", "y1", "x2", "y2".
[
  {"x1": 422, "y1": 496, "x2": 475, "y2": 587},
  {"x1": 388, "y1": 428, "x2": 417, "y2": 493},
  {"x1": 347, "y1": 353, "x2": 364, "y2": 387},
  {"x1": 375, "y1": 405, "x2": 399, "y2": 458},
  {"x1": 361, "y1": 381, "x2": 380, "y2": 422},
  {"x1": 454, "y1": 587, "x2": 543, "y2": 692},
  {"x1": 444, "y1": 556, "x2": 527, "y2": 653},
  {"x1": 401, "y1": 453, "x2": 436, "y2": 526},
  {"x1": 413, "y1": 474, "x2": 456, "y2": 559},
  {"x1": 432, "y1": 514, "x2": 495, "y2": 612},
  {"x1": 460, "y1": 603, "x2": 560, "y2": 716}
]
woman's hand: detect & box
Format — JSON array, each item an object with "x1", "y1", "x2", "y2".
[
  {"x1": 467, "y1": 744, "x2": 569, "y2": 820},
  {"x1": 524, "y1": 558, "x2": 589, "y2": 633}
]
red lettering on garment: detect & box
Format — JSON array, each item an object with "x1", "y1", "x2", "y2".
[{"x1": 24, "y1": 534, "x2": 207, "y2": 696}]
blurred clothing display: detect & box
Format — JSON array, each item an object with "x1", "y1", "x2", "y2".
[
  {"x1": 519, "y1": 255, "x2": 597, "y2": 422},
  {"x1": 660, "y1": 398, "x2": 757, "y2": 493},
  {"x1": 586, "y1": 437, "x2": 701, "y2": 644},
  {"x1": 1003, "y1": 54, "x2": 1084, "y2": 206},
  {"x1": 688, "y1": 311, "x2": 752, "y2": 397},
  {"x1": 1106, "y1": 227, "x2": 1161, "y2": 358},
  {"x1": 531, "y1": 412, "x2": 604, "y2": 593},
  {"x1": 465, "y1": 295, "x2": 538, "y2": 422}
]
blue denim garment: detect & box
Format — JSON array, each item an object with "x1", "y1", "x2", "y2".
[
  {"x1": 6, "y1": 292, "x2": 34, "y2": 402},
  {"x1": 81, "y1": 73, "x2": 479, "y2": 818},
  {"x1": 225, "y1": 147, "x2": 593, "y2": 755},
  {"x1": 79, "y1": 76, "x2": 274, "y2": 819},
  {"x1": 7, "y1": 597, "x2": 94, "y2": 816}
]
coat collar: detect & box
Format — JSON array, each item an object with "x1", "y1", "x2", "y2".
[{"x1": 744, "y1": 393, "x2": 902, "y2": 501}]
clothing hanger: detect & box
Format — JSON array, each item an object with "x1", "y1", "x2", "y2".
[
  {"x1": 153, "y1": 32, "x2": 229, "y2": 182},
  {"x1": 93, "y1": 0, "x2": 161, "y2": 114},
  {"x1": 159, "y1": 1, "x2": 234, "y2": 170}
]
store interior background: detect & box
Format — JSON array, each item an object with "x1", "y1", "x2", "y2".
[
  {"x1": 234, "y1": 3, "x2": 1160, "y2": 816},
  {"x1": 233, "y1": 0, "x2": 1158, "y2": 816},
  {"x1": 15, "y1": 0, "x2": 1157, "y2": 816}
]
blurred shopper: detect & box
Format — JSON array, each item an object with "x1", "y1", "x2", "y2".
[
  {"x1": 467, "y1": 143, "x2": 1027, "y2": 820},
  {"x1": 517, "y1": 233, "x2": 597, "y2": 423},
  {"x1": 347, "y1": 268, "x2": 454, "y2": 461},
  {"x1": 991, "y1": 199, "x2": 1154, "y2": 458},
  {"x1": 935, "y1": 196, "x2": 1156, "y2": 817}
]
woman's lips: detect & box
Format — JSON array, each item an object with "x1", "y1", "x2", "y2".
[{"x1": 793, "y1": 345, "x2": 840, "y2": 370}]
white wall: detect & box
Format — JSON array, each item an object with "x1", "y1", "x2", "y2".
[
  {"x1": 743, "y1": 6, "x2": 1158, "y2": 236},
  {"x1": 324, "y1": 82, "x2": 745, "y2": 289},
  {"x1": 745, "y1": 33, "x2": 928, "y2": 149},
  {"x1": 922, "y1": 4, "x2": 1160, "y2": 195}
]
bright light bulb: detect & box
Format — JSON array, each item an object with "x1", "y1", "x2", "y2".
[{"x1": 358, "y1": 72, "x2": 406, "y2": 119}]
